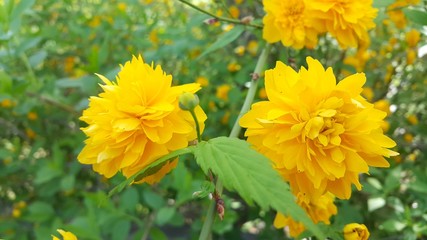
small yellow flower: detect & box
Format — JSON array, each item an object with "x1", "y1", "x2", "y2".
[
  {"x1": 407, "y1": 114, "x2": 418, "y2": 125},
  {"x1": 235, "y1": 0, "x2": 243, "y2": 4},
  {"x1": 216, "y1": 84, "x2": 231, "y2": 101},
  {"x1": 149, "y1": 30, "x2": 159, "y2": 45},
  {"x1": 247, "y1": 40, "x2": 259, "y2": 56},
  {"x1": 27, "y1": 112, "x2": 38, "y2": 121},
  {"x1": 234, "y1": 46, "x2": 245, "y2": 56},
  {"x1": 195, "y1": 76, "x2": 209, "y2": 87},
  {"x1": 361, "y1": 87, "x2": 374, "y2": 101},
  {"x1": 78, "y1": 56, "x2": 207, "y2": 182},
  {"x1": 387, "y1": 1, "x2": 408, "y2": 29},
  {"x1": 403, "y1": 133, "x2": 414, "y2": 143},
  {"x1": 88, "y1": 16, "x2": 101, "y2": 28},
  {"x1": 1, "y1": 99, "x2": 13, "y2": 108},
  {"x1": 117, "y1": 3, "x2": 127, "y2": 12},
  {"x1": 229, "y1": 5, "x2": 240, "y2": 18},
  {"x1": 26, "y1": 128, "x2": 36, "y2": 139},
  {"x1": 52, "y1": 229, "x2": 78, "y2": 240},
  {"x1": 374, "y1": 99, "x2": 391, "y2": 116},
  {"x1": 221, "y1": 111, "x2": 230, "y2": 125},
  {"x1": 222, "y1": 24, "x2": 234, "y2": 32},
  {"x1": 408, "y1": 152, "x2": 417, "y2": 162},
  {"x1": 240, "y1": 57, "x2": 398, "y2": 199},
  {"x1": 381, "y1": 121, "x2": 390, "y2": 133},
  {"x1": 12, "y1": 208, "x2": 21, "y2": 218},
  {"x1": 406, "y1": 29, "x2": 420, "y2": 47},
  {"x1": 406, "y1": 49, "x2": 417, "y2": 65},
  {"x1": 343, "y1": 223, "x2": 370, "y2": 240},
  {"x1": 258, "y1": 88, "x2": 267, "y2": 99},
  {"x1": 227, "y1": 62, "x2": 241, "y2": 72}
]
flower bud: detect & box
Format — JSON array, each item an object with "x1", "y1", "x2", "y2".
[{"x1": 179, "y1": 92, "x2": 199, "y2": 111}]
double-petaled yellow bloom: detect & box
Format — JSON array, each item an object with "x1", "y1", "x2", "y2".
[
  {"x1": 240, "y1": 57, "x2": 398, "y2": 199},
  {"x1": 78, "y1": 56, "x2": 207, "y2": 183},
  {"x1": 262, "y1": 0, "x2": 377, "y2": 49}
]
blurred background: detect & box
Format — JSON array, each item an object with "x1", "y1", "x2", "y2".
[{"x1": 0, "y1": 0, "x2": 426, "y2": 239}]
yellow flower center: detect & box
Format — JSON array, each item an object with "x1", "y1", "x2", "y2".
[{"x1": 278, "y1": 2, "x2": 304, "y2": 27}]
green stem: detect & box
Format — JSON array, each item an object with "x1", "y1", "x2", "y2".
[
  {"x1": 177, "y1": 0, "x2": 262, "y2": 29},
  {"x1": 229, "y1": 43, "x2": 272, "y2": 138},
  {"x1": 198, "y1": 43, "x2": 272, "y2": 240},
  {"x1": 190, "y1": 109, "x2": 202, "y2": 142}
]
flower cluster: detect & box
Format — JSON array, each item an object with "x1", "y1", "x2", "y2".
[
  {"x1": 240, "y1": 57, "x2": 397, "y2": 235},
  {"x1": 78, "y1": 55, "x2": 207, "y2": 183},
  {"x1": 262, "y1": 0, "x2": 378, "y2": 49}
]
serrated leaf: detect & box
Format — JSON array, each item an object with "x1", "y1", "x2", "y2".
[
  {"x1": 108, "y1": 147, "x2": 194, "y2": 197},
  {"x1": 193, "y1": 137, "x2": 325, "y2": 239},
  {"x1": 197, "y1": 26, "x2": 245, "y2": 59}
]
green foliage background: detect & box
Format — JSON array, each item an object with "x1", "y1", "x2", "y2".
[{"x1": 1, "y1": 0, "x2": 426, "y2": 239}]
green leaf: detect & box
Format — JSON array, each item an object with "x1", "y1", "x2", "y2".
[
  {"x1": 108, "y1": 147, "x2": 193, "y2": 197},
  {"x1": 155, "y1": 207, "x2": 176, "y2": 226},
  {"x1": 403, "y1": 8, "x2": 427, "y2": 25},
  {"x1": 119, "y1": 188, "x2": 139, "y2": 211},
  {"x1": 198, "y1": 26, "x2": 245, "y2": 59},
  {"x1": 142, "y1": 189, "x2": 166, "y2": 210},
  {"x1": 373, "y1": 0, "x2": 395, "y2": 8},
  {"x1": 193, "y1": 137, "x2": 325, "y2": 239},
  {"x1": 111, "y1": 220, "x2": 131, "y2": 240},
  {"x1": 25, "y1": 201, "x2": 55, "y2": 222}
]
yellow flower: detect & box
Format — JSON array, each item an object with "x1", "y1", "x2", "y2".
[
  {"x1": 343, "y1": 223, "x2": 370, "y2": 240},
  {"x1": 381, "y1": 120, "x2": 390, "y2": 133},
  {"x1": 229, "y1": 5, "x2": 240, "y2": 18},
  {"x1": 407, "y1": 49, "x2": 417, "y2": 65},
  {"x1": 235, "y1": 0, "x2": 243, "y2": 4},
  {"x1": 234, "y1": 46, "x2": 245, "y2": 56},
  {"x1": 78, "y1": 56, "x2": 207, "y2": 182},
  {"x1": 406, "y1": 29, "x2": 420, "y2": 48},
  {"x1": 26, "y1": 128, "x2": 36, "y2": 139},
  {"x1": 407, "y1": 114, "x2": 418, "y2": 125},
  {"x1": 227, "y1": 62, "x2": 241, "y2": 72},
  {"x1": 274, "y1": 192, "x2": 337, "y2": 237},
  {"x1": 195, "y1": 76, "x2": 209, "y2": 87},
  {"x1": 403, "y1": 133, "x2": 413, "y2": 143},
  {"x1": 262, "y1": 0, "x2": 320, "y2": 49},
  {"x1": 117, "y1": 3, "x2": 127, "y2": 12},
  {"x1": 12, "y1": 208, "x2": 21, "y2": 218},
  {"x1": 307, "y1": 0, "x2": 378, "y2": 48},
  {"x1": 52, "y1": 229, "x2": 77, "y2": 240},
  {"x1": 344, "y1": 49, "x2": 375, "y2": 71},
  {"x1": 216, "y1": 84, "x2": 231, "y2": 101},
  {"x1": 361, "y1": 87, "x2": 374, "y2": 101},
  {"x1": 374, "y1": 99, "x2": 391, "y2": 116},
  {"x1": 387, "y1": 1, "x2": 408, "y2": 29},
  {"x1": 27, "y1": 112, "x2": 38, "y2": 120},
  {"x1": 1, "y1": 99, "x2": 13, "y2": 108},
  {"x1": 259, "y1": 87, "x2": 267, "y2": 99},
  {"x1": 247, "y1": 40, "x2": 259, "y2": 56},
  {"x1": 240, "y1": 57, "x2": 398, "y2": 199}
]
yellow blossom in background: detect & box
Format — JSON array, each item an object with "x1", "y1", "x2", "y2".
[
  {"x1": 344, "y1": 49, "x2": 375, "y2": 72},
  {"x1": 12, "y1": 208, "x2": 21, "y2": 218},
  {"x1": 88, "y1": 16, "x2": 101, "y2": 28},
  {"x1": 227, "y1": 62, "x2": 241, "y2": 72},
  {"x1": 216, "y1": 84, "x2": 231, "y2": 101},
  {"x1": 27, "y1": 112, "x2": 38, "y2": 120},
  {"x1": 222, "y1": 24, "x2": 234, "y2": 32},
  {"x1": 140, "y1": 0, "x2": 153, "y2": 4},
  {"x1": 235, "y1": 0, "x2": 243, "y2": 4},
  {"x1": 64, "y1": 57, "x2": 76, "y2": 74},
  {"x1": 234, "y1": 46, "x2": 245, "y2": 56},
  {"x1": 406, "y1": 29, "x2": 421, "y2": 47},
  {"x1": 374, "y1": 99, "x2": 391, "y2": 116},
  {"x1": 229, "y1": 5, "x2": 239, "y2": 18},
  {"x1": 26, "y1": 128, "x2": 36, "y2": 139},
  {"x1": 78, "y1": 56, "x2": 207, "y2": 182},
  {"x1": 343, "y1": 223, "x2": 370, "y2": 240},
  {"x1": 307, "y1": 0, "x2": 378, "y2": 48},
  {"x1": 361, "y1": 87, "x2": 374, "y2": 101},
  {"x1": 52, "y1": 229, "x2": 77, "y2": 240},
  {"x1": 381, "y1": 121, "x2": 390, "y2": 133},
  {"x1": 406, "y1": 49, "x2": 416, "y2": 65},
  {"x1": 196, "y1": 76, "x2": 209, "y2": 87},
  {"x1": 117, "y1": 2, "x2": 127, "y2": 11},
  {"x1": 221, "y1": 111, "x2": 230, "y2": 125},
  {"x1": 407, "y1": 114, "x2": 418, "y2": 125},
  {"x1": 274, "y1": 192, "x2": 337, "y2": 237},
  {"x1": 404, "y1": 133, "x2": 414, "y2": 143},
  {"x1": 247, "y1": 40, "x2": 259, "y2": 56},
  {"x1": 387, "y1": 1, "x2": 408, "y2": 29},
  {"x1": 385, "y1": 65, "x2": 394, "y2": 83},
  {"x1": 240, "y1": 57, "x2": 398, "y2": 199},
  {"x1": 408, "y1": 152, "x2": 417, "y2": 161},
  {"x1": 262, "y1": 0, "x2": 320, "y2": 49},
  {"x1": 258, "y1": 87, "x2": 267, "y2": 99},
  {"x1": 1, "y1": 99, "x2": 13, "y2": 108},
  {"x1": 149, "y1": 29, "x2": 159, "y2": 46}
]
